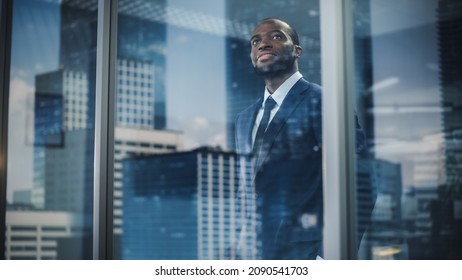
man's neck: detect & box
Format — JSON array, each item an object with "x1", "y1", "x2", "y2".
[{"x1": 264, "y1": 70, "x2": 297, "y2": 94}]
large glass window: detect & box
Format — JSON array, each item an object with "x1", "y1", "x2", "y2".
[
  {"x1": 353, "y1": 0, "x2": 462, "y2": 259},
  {"x1": 8, "y1": 0, "x2": 459, "y2": 261},
  {"x1": 113, "y1": 0, "x2": 322, "y2": 259},
  {"x1": 4, "y1": 0, "x2": 97, "y2": 259}
]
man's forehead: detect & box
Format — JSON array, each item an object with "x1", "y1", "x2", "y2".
[{"x1": 252, "y1": 19, "x2": 290, "y2": 36}]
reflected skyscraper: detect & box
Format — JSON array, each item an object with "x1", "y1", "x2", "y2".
[
  {"x1": 32, "y1": 68, "x2": 94, "y2": 258},
  {"x1": 352, "y1": 0, "x2": 375, "y2": 152},
  {"x1": 122, "y1": 147, "x2": 255, "y2": 259},
  {"x1": 112, "y1": 127, "x2": 183, "y2": 241},
  {"x1": 438, "y1": 0, "x2": 462, "y2": 203},
  {"x1": 30, "y1": 1, "x2": 98, "y2": 216},
  {"x1": 33, "y1": 69, "x2": 91, "y2": 213},
  {"x1": 33, "y1": 0, "x2": 170, "y2": 233},
  {"x1": 437, "y1": 0, "x2": 462, "y2": 258},
  {"x1": 5, "y1": 209, "x2": 87, "y2": 260},
  {"x1": 31, "y1": 0, "x2": 170, "y2": 258},
  {"x1": 33, "y1": 74, "x2": 64, "y2": 209},
  {"x1": 361, "y1": 159, "x2": 404, "y2": 259},
  {"x1": 117, "y1": 9, "x2": 167, "y2": 129},
  {"x1": 351, "y1": 1, "x2": 377, "y2": 253},
  {"x1": 58, "y1": 0, "x2": 168, "y2": 130}
]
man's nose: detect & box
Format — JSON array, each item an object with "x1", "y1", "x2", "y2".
[
  {"x1": 258, "y1": 42, "x2": 272, "y2": 51},
  {"x1": 258, "y1": 37, "x2": 272, "y2": 50}
]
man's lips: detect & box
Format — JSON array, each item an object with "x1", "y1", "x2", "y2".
[{"x1": 257, "y1": 52, "x2": 276, "y2": 62}]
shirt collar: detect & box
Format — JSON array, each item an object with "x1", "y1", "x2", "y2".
[{"x1": 263, "y1": 71, "x2": 303, "y2": 108}]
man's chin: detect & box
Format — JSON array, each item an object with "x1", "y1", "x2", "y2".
[
  {"x1": 254, "y1": 56, "x2": 296, "y2": 76},
  {"x1": 254, "y1": 66, "x2": 272, "y2": 76},
  {"x1": 254, "y1": 65, "x2": 288, "y2": 77}
]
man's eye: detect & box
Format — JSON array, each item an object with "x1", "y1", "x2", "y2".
[
  {"x1": 272, "y1": 35, "x2": 282, "y2": 40},
  {"x1": 251, "y1": 39, "x2": 259, "y2": 46}
]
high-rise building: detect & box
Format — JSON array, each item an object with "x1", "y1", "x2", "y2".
[
  {"x1": 359, "y1": 159, "x2": 404, "y2": 259},
  {"x1": 5, "y1": 209, "x2": 87, "y2": 260},
  {"x1": 59, "y1": 1, "x2": 98, "y2": 130},
  {"x1": 117, "y1": 7, "x2": 167, "y2": 130},
  {"x1": 42, "y1": 129, "x2": 94, "y2": 214},
  {"x1": 12, "y1": 190, "x2": 32, "y2": 206},
  {"x1": 436, "y1": 0, "x2": 462, "y2": 258},
  {"x1": 352, "y1": 0, "x2": 375, "y2": 152},
  {"x1": 438, "y1": 1, "x2": 462, "y2": 200},
  {"x1": 121, "y1": 147, "x2": 257, "y2": 260},
  {"x1": 116, "y1": 58, "x2": 157, "y2": 129},
  {"x1": 31, "y1": 2, "x2": 173, "y2": 259},
  {"x1": 33, "y1": 69, "x2": 89, "y2": 209},
  {"x1": 33, "y1": 65, "x2": 183, "y2": 224},
  {"x1": 59, "y1": 1, "x2": 168, "y2": 130},
  {"x1": 113, "y1": 127, "x2": 183, "y2": 236},
  {"x1": 371, "y1": 160, "x2": 403, "y2": 228}
]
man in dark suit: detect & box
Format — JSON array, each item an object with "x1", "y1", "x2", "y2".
[{"x1": 235, "y1": 18, "x2": 373, "y2": 260}]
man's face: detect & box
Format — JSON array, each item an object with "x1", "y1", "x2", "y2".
[{"x1": 250, "y1": 20, "x2": 301, "y2": 76}]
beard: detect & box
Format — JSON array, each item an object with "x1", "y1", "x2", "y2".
[{"x1": 253, "y1": 53, "x2": 296, "y2": 77}]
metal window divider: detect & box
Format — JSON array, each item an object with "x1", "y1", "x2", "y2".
[
  {"x1": 94, "y1": 0, "x2": 118, "y2": 260},
  {"x1": 320, "y1": 0, "x2": 358, "y2": 259}
]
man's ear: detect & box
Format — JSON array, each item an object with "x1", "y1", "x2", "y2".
[{"x1": 295, "y1": 45, "x2": 303, "y2": 58}]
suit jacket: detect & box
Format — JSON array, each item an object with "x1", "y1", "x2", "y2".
[{"x1": 235, "y1": 78, "x2": 373, "y2": 259}]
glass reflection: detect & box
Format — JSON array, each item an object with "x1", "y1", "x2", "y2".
[
  {"x1": 5, "y1": 0, "x2": 97, "y2": 259},
  {"x1": 113, "y1": 0, "x2": 321, "y2": 259},
  {"x1": 354, "y1": 0, "x2": 462, "y2": 259}
]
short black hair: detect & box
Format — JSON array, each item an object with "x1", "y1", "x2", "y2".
[{"x1": 257, "y1": 17, "x2": 300, "y2": 46}]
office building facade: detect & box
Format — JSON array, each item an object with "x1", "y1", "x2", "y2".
[
  {"x1": 122, "y1": 147, "x2": 257, "y2": 260},
  {"x1": 5, "y1": 210, "x2": 86, "y2": 260}
]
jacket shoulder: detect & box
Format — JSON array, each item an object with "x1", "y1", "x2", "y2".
[
  {"x1": 236, "y1": 99, "x2": 260, "y2": 122},
  {"x1": 300, "y1": 79, "x2": 321, "y2": 98},
  {"x1": 296, "y1": 79, "x2": 321, "y2": 107}
]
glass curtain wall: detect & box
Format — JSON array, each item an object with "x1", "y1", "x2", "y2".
[
  {"x1": 4, "y1": 0, "x2": 97, "y2": 259},
  {"x1": 2, "y1": 0, "x2": 461, "y2": 261},
  {"x1": 112, "y1": 0, "x2": 322, "y2": 259},
  {"x1": 353, "y1": 0, "x2": 462, "y2": 259}
]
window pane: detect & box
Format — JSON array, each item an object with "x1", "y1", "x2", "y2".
[
  {"x1": 113, "y1": 0, "x2": 321, "y2": 259},
  {"x1": 5, "y1": 0, "x2": 97, "y2": 259},
  {"x1": 353, "y1": 0, "x2": 462, "y2": 259}
]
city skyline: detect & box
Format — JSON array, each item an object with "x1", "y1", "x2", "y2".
[{"x1": 7, "y1": 0, "x2": 447, "y2": 201}]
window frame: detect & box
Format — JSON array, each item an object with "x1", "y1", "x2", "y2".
[
  {"x1": 93, "y1": 0, "x2": 118, "y2": 260},
  {"x1": 0, "y1": 0, "x2": 13, "y2": 261},
  {"x1": 320, "y1": 0, "x2": 358, "y2": 259}
]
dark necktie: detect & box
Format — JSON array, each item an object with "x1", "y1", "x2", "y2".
[{"x1": 252, "y1": 96, "x2": 277, "y2": 157}]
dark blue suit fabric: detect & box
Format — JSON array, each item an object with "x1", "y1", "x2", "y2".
[{"x1": 235, "y1": 78, "x2": 374, "y2": 260}]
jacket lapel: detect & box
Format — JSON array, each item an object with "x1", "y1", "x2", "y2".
[
  {"x1": 239, "y1": 98, "x2": 262, "y2": 155},
  {"x1": 254, "y1": 79, "x2": 311, "y2": 171}
]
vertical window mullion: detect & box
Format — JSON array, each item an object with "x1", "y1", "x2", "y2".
[
  {"x1": 320, "y1": 0, "x2": 357, "y2": 259},
  {"x1": 94, "y1": 0, "x2": 118, "y2": 260},
  {"x1": 0, "y1": 0, "x2": 13, "y2": 260}
]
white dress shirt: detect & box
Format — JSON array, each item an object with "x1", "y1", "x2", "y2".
[{"x1": 251, "y1": 71, "x2": 303, "y2": 145}]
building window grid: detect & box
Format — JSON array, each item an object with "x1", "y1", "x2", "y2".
[
  {"x1": 117, "y1": 58, "x2": 155, "y2": 129},
  {"x1": 62, "y1": 70, "x2": 89, "y2": 131}
]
